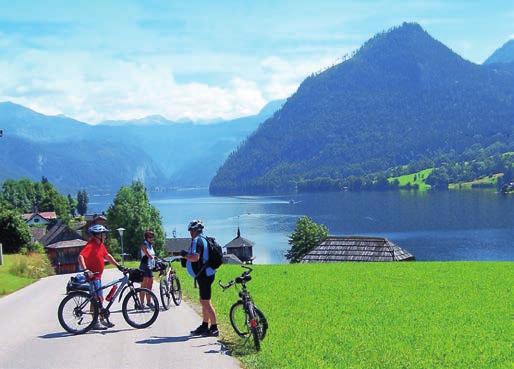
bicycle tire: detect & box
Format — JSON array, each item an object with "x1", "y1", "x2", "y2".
[
  {"x1": 58, "y1": 291, "x2": 99, "y2": 334},
  {"x1": 159, "y1": 276, "x2": 171, "y2": 310},
  {"x1": 229, "y1": 301, "x2": 268, "y2": 341},
  {"x1": 170, "y1": 275, "x2": 182, "y2": 306},
  {"x1": 122, "y1": 287, "x2": 159, "y2": 328}
]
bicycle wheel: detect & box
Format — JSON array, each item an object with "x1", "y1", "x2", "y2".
[
  {"x1": 229, "y1": 301, "x2": 268, "y2": 340},
  {"x1": 122, "y1": 287, "x2": 159, "y2": 329},
  {"x1": 159, "y1": 276, "x2": 171, "y2": 310},
  {"x1": 170, "y1": 275, "x2": 182, "y2": 306},
  {"x1": 58, "y1": 291, "x2": 99, "y2": 334}
]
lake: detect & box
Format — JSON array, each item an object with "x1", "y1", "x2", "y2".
[{"x1": 89, "y1": 189, "x2": 514, "y2": 264}]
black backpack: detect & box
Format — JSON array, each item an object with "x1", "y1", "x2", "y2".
[{"x1": 202, "y1": 236, "x2": 223, "y2": 270}]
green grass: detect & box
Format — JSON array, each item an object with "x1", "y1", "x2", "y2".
[
  {"x1": 177, "y1": 262, "x2": 511, "y2": 369},
  {"x1": 449, "y1": 173, "x2": 502, "y2": 190},
  {"x1": 0, "y1": 254, "x2": 40, "y2": 295},
  {"x1": 388, "y1": 168, "x2": 433, "y2": 191}
]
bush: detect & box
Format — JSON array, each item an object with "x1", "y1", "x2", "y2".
[{"x1": 8, "y1": 254, "x2": 54, "y2": 279}]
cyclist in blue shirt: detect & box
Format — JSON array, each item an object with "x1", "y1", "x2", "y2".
[{"x1": 182, "y1": 219, "x2": 218, "y2": 337}]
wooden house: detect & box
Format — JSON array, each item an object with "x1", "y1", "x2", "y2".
[
  {"x1": 46, "y1": 239, "x2": 87, "y2": 274},
  {"x1": 224, "y1": 228, "x2": 254, "y2": 263},
  {"x1": 301, "y1": 236, "x2": 415, "y2": 263}
]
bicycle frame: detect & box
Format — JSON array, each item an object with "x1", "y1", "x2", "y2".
[{"x1": 90, "y1": 273, "x2": 133, "y2": 311}]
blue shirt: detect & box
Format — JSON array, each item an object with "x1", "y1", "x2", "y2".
[{"x1": 186, "y1": 235, "x2": 215, "y2": 278}]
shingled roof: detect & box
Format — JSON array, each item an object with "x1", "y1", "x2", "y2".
[{"x1": 301, "y1": 236, "x2": 415, "y2": 263}]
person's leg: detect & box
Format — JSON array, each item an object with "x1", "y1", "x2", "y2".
[{"x1": 146, "y1": 277, "x2": 154, "y2": 305}]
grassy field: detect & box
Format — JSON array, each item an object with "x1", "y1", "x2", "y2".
[
  {"x1": 0, "y1": 254, "x2": 52, "y2": 295},
  {"x1": 388, "y1": 168, "x2": 433, "y2": 191},
  {"x1": 449, "y1": 173, "x2": 502, "y2": 190},
  {"x1": 176, "y1": 262, "x2": 511, "y2": 369}
]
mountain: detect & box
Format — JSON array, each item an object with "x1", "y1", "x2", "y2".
[
  {"x1": 0, "y1": 102, "x2": 91, "y2": 141},
  {"x1": 0, "y1": 135, "x2": 164, "y2": 193},
  {"x1": 210, "y1": 23, "x2": 514, "y2": 195},
  {"x1": 0, "y1": 100, "x2": 284, "y2": 190},
  {"x1": 484, "y1": 40, "x2": 514, "y2": 64}
]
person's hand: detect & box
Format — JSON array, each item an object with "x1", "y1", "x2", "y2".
[
  {"x1": 180, "y1": 250, "x2": 188, "y2": 258},
  {"x1": 84, "y1": 269, "x2": 94, "y2": 279}
]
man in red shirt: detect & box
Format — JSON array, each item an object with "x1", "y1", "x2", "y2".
[{"x1": 78, "y1": 224, "x2": 121, "y2": 330}]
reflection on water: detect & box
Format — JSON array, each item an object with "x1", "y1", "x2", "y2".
[{"x1": 89, "y1": 188, "x2": 514, "y2": 264}]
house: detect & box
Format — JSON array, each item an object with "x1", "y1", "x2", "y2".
[
  {"x1": 29, "y1": 227, "x2": 47, "y2": 244},
  {"x1": 40, "y1": 220, "x2": 83, "y2": 247},
  {"x1": 46, "y1": 239, "x2": 87, "y2": 274},
  {"x1": 78, "y1": 213, "x2": 108, "y2": 239},
  {"x1": 301, "y1": 236, "x2": 415, "y2": 263},
  {"x1": 22, "y1": 211, "x2": 57, "y2": 226},
  {"x1": 224, "y1": 228, "x2": 254, "y2": 263}
]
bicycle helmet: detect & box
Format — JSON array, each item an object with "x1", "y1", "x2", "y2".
[
  {"x1": 144, "y1": 230, "x2": 155, "y2": 239},
  {"x1": 88, "y1": 224, "x2": 110, "y2": 234},
  {"x1": 187, "y1": 219, "x2": 204, "y2": 232}
]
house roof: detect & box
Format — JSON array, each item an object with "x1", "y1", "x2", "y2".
[
  {"x1": 22, "y1": 211, "x2": 57, "y2": 221},
  {"x1": 30, "y1": 227, "x2": 47, "y2": 242},
  {"x1": 39, "y1": 220, "x2": 83, "y2": 246},
  {"x1": 301, "y1": 236, "x2": 415, "y2": 263},
  {"x1": 46, "y1": 239, "x2": 87, "y2": 249},
  {"x1": 165, "y1": 238, "x2": 191, "y2": 253},
  {"x1": 223, "y1": 253, "x2": 242, "y2": 264},
  {"x1": 225, "y1": 236, "x2": 255, "y2": 249}
]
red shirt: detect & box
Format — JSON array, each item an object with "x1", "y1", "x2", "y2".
[{"x1": 79, "y1": 238, "x2": 108, "y2": 280}]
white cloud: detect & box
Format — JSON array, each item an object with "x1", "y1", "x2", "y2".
[
  {"x1": 0, "y1": 51, "x2": 270, "y2": 123},
  {"x1": 0, "y1": 44, "x2": 347, "y2": 123}
]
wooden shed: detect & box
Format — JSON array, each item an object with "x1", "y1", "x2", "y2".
[
  {"x1": 301, "y1": 236, "x2": 415, "y2": 263},
  {"x1": 224, "y1": 228, "x2": 254, "y2": 263},
  {"x1": 46, "y1": 239, "x2": 87, "y2": 274}
]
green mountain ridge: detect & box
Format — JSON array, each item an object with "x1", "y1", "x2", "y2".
[{"x1": 210, "y1": 23, "x2": 514, "y2": 195}]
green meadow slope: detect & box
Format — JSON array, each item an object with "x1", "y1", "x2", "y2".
[{"x1": 177, "y1": 262, "x2": 511, "y2": 369}]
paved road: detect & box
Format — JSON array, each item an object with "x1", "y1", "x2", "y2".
[{"x1": 0, "y1": 270, "x2": 240, "y2": 369}]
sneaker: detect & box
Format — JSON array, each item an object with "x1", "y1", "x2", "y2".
[
  {"x1": 100, "y1": 318, "x2": 115, "y2": 328},
  {"x1": 190, "y1": 324, "x2": 209, "y2": 336},
  {"x1": 203, "y1": 326, "x2": 219, "y2": 337},
  {"x1": 91, "y1": 322, "x2": 107, "y2": 330},
  {"x1": 146, "y1": 302, "x2": 156, "y2": 309}
]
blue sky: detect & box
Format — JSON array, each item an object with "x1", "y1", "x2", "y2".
[{"x1": 0, "y1": 0, "x2": 512, "y2": 123}]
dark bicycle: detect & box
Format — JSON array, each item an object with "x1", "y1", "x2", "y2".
[
  {"x1": 154, "y1": 256, "x2": 182, "y2": 309},
  {"x1": 57, "y1": 267, "x2": 160, "y2": 334},
  {"x1": 219, "y1": 265, "x2": 268, "y2": 351}
]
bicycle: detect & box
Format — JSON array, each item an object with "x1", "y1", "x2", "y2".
[
  {"x1": 219, "y1": 265, "x2": 268, "y2": 351},
  {"x1": 57, "y1": 267, "x2": 160, "y2": 334},
  {"x1": 154, "y1": 256, "x2": 183, "y2": 309}
]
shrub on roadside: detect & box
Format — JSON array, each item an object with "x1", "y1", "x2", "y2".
[{"x1": 8, "y1": 253, "x2": 55, "y2": 279}]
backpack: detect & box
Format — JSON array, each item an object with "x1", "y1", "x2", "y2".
[{"x1": 201, "y1": 236, "x2": 223, "y2": 270}]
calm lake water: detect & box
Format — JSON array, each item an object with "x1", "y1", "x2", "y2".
[{"x1": 89, "y1": 189, "x2": 514, "y2": 264}]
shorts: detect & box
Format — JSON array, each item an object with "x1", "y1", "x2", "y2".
[
  {"x1": 197, "y1": 274, "x2": 215, "y2": 300},
  {"x1": 139, "y1": 262, "x2": 153, "y2": 278},
  {"x1": 89, "y1": 279, "x2": 103, "y2": 298}
]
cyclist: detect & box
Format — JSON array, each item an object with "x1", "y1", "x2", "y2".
[
  {"x1": 139, "y1": 229, "x2": 156, "y2": 308},
  {"x1": 182, "y1": 219, "x2": 219, "y2": 337},
  {"x1": 78, "y1": 224, "x2": 122, "y2": 330}
]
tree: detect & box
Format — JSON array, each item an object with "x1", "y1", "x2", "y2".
[
  {"x1": 0, "y1": 210, "x2": 31, "y2": 253},
  {"x1": 1, "y1": 178, "x2": 70, "y2": 221},
  {"x1": 285, "y1": 216, "x2": 328, "y2": 263},
  {"x1": 106, "y1": 181, "x2": 164, "y2": 259},
  {"x1": 67, "y1": 194, "x2": 77, "y2": 216},
  {"x1": 77, "y1": 190, "x2": 88, "y2": 216}
]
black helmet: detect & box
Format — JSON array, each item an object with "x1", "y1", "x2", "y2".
[{"x1": 187, "y1": 219, "x2": 204, "y2": 232}]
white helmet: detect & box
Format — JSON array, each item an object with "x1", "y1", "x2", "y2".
[
  {"x1": 88, "y1": 224, "x2": 110, "y2": 234},
  {"x1": 187, "y1": 219, "x2": 204, "y2": 232}
]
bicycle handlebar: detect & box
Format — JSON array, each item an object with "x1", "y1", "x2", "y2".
[
  {"x1": 219, "y1": 265, "x2": 254, "y2": 290},
  {"x1": 219, "y1": 280, "x2": 235, "y2": 291}
]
